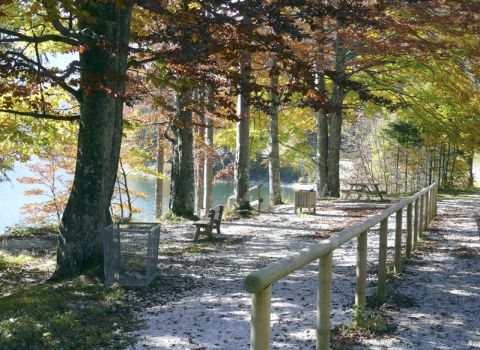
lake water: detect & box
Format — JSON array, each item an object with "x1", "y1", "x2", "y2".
[
  {"x1": 0, "y1": 163, "x2": 308, "y2": 232},
  {"x1": 121, "y1": 175, "x2": 302, "y2": 221},
  {"x1": 2, "y1": 156, "x2": 479, "y2": 233}
]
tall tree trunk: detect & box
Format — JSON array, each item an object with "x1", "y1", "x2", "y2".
[
  {"x1": 194, "y1": 89, "x2": 205, "y2": 216},
  {"x1": 315, "y1": 69, "x2": 328, "y2": 197},
  {"x1": 268, "y1": 57, "x2": 282, "y2": 206},
  {"x1": 169, "y1": 90, "x2": 195, "y2": 218},
  {"x1": 234, "y1": 49, "x2": 251, "y2": 210},
  {"x1": 326, "y1": 18, "x2": 347, "y2": 197},
  {"x1": 53, "y1": 2, "x2": 132, "y2": 279},
  {"x1": 155, "y1": 128, "x2": 164, "y2": 219},
  {"x1": 203, "y1": 85, "x2": 214, "y2": 211}
]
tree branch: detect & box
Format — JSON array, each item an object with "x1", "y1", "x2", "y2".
[
  {"x1": 3, "y1": 50, "x2": 82, "y2": 100},
  {"x1": 0, "y1": 28, "x2": 78, "y2": 46},
  {"x1": 0, "y1": 109, "x2": 79, "y2": 121}
]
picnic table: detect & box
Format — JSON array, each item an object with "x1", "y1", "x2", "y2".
[{"x1": 341, "y1": 182, "x2": 386, "y2": 201}]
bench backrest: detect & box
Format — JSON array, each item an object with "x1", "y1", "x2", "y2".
[{"x1": 213, "y1": 205, "x2": 224, "y2": 223}]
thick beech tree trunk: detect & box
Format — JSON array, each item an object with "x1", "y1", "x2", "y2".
[
  {"x1": 203, "y1": 86, "x2": 214, "y2": 211},
  {"x1": 169, "y1": 90, "x2": 195, "y2": 218},
  {"x1": 234, "y1": 49, "x2": 251, "y2": 210},
  {"x1": 268, "y1": 57, "x2": 282, "y2": 206},
  {"x1": 53, "y1": 2, "x2": 132, "y2": 279},
  {"x1": 155, "y1": 128, "x2": 165, "y2": 219}
]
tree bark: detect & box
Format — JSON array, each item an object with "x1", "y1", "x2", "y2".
[
  {"x1": 53, "y1": 2, "x2": 132, "y2": 279},
  {"x1": 203, "y1": 85, "x2": 214, "y2": 211},
  {"x1": 155, "y1": 128, "x2": 165, "y2": 219},
  {"x1": 194, "y1": 89, "x2": 205, "y2": 216},
  {"x1": 467, "y1": 153, "x2": 474, "y2": 187},
  {"x1": 315, "y1": 69, "x2": 328, "y2": 197},
  {"x1": 234, "y1": 49, "x2": 251, "y2": 210},
  {"x1": 326, "y1": 86, "x2": 345, "y2": 197},
  {"x1": 326, "y1": 18, "x2": 347, "y2": 197},
  {"x1": 268, "y1": 57, "x2": 282, "y2": 206},
  {"x1": 169, "y1": 90, "x2": 195, "y2": 218}
]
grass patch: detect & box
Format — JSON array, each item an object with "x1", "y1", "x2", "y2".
[
  {"x1": 2, "y1": 225, "x2": 58, "y2": 238},
  {"x1": 438, "y1": 187, "x2": 479, "y2": 200},
  {"x1": 162, "y1": 245, "x2": 214, "y2": 255},
  {"x1": 161, "y1": 211, "x2": 188, "y2": 223},
  {"x1": 0, "y1": 252, "x2": 137, "y2": 350},
  {"x1": 331, "y1": 311, "x2": 396, "y2": 348},
  {"x1": 161, "y1": 236, "x2": 244, "y2": 256}
]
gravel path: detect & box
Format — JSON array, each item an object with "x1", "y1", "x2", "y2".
[
  {"x1": 364, "y1": 195, "x2": 480, "y2": 350},
  {"x1": 129, "y1": 195, "x2": 479, "y2": 350}
]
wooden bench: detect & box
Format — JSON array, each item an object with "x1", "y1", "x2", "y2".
[
  {"x1": 294, "y1": 190, "x2": 317, "y2": 214},
  {"x1": 193, "y1": 205, "x2": 224, "y2": 241}
]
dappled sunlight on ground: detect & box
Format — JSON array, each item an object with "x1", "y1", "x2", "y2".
[{"x1": 130, "y1": 195, "x2": 480, "y2": 349}]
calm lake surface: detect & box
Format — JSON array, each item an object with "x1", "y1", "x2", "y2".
[
  {"x1": 2, "y1": 156, "x2": 479, "y2": 233},
  {"x1": 0, "y1": 164, "x2": 307, "y2": 232}
]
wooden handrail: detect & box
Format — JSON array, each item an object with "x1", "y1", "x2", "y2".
[{"x1": 244, "y1": 182, "x2": 439, "y2": 350}]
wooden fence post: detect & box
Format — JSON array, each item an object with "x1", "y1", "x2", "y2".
[
  {"x1": 377, "y1": 219, "x2": 388, "y2": 301},
  {"x1": 406, "y1": 203, "x2": 413, "y2": 259},
  {"x1": 317, "y1": 252, "x2": 333, "y2": 350},
  {"x1": 394, "y1": 209, "x2": 403, "y2": 274},
  {"x1": 355, "y1": 231, "x2": 368, "y2": 328},
  {"x1": 251, "y1": 286, "x2": 271, "y2": 350},
  {"x1": 413, "y1": 198, "x2": 419, "y2": 249}
]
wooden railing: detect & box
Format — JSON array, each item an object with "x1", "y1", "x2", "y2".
[
  {"x1": 244, "y1": 182, "x2": 438, "y2": 350},
  {"x1": 227, "y1": 184, "x2": 264, "y2": 212}
]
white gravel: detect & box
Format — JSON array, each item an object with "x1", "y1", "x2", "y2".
[{"x1": 129, "y1": 196, "x2": 480, "y2": 350}]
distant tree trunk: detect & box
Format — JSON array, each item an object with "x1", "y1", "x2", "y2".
[
  {"x1": 467, "y1": 153, "x2": 474, "y2": 187},
  {"x1": 428, "y1": 152, "x2": 433, "y2": 185},
  {"x1": 203, "y1": 85, "x2": 214, "y2": 211},
  {"x1": 194, "y1": 89, "x2": 205, "y2": 216},
  {"x1": 116, "y1": 177, "x2": 124, "y2": 219},
  {"x1": 119, "y1": 158, "x2": 133, "y2": 220},
  {"x1": 234, "y1": 48, "x2": 251, "y2": 210},
  {"x1": 395, "y1": 147, "x2": 400, "y2": 194},
  {"x1": 268, "y1": 57, "x2": 282, "y2": 206},
  {"x1": 443, "y1": 141, "x2": 451, "y2": 187},
  {"x1": 404, "y1": 153, "x2": 408, "y2": 193},
  {"x1": 155, "y1": 128, "x2": 164, "y2": 219},
  {"x1": 438, "y1": 143, "x2": 443, "y2": 188},
  {"x1": 53, "y1": 2, "x2": 132, "y2": 279},
  {"x1": 449, "y1": 147, "x2": 458, "y2": 188},
  {"x1": 169, "y1": 90, "x2": 195, "y2": 218}
]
